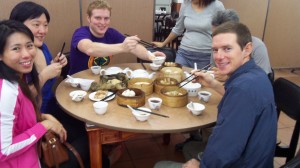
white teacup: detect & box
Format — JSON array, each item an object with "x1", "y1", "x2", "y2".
[
  {"x1": 152, "y1": 56, "x2": 165, "y2": 65},
  {"x1": 93, "y1": 101, "x2": 108, "y2": 115},
  {"x1": 149, "y1": 63, "x2": 161, "y2": 71},
  {"x1": 198, "y1": 91, "x2": 212, "y2": 103},
  {"x1": 79, "y1": 80, "x2": 93, "y2": 91},
  {"x1": 91, "y1": 66, "x2": 101, "y2": 75},
  {"x1": 148, "y1": 97, "x2": 162, "y2": 110}
]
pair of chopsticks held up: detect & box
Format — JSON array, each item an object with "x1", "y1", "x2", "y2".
[
  {"x1": 179, "y1": 63, "x2": 212, "y2": 89},
  {"x1": 124, "y1": 34, "x2": 154, "y2": 48}
]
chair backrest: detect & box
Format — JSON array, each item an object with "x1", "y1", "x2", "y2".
[
  {"x1": 268, "y1": 68, "x2": 275, "y2": 85},
  {"x1": 273, "y1": 77, "x2": 300, "y2": 163}
]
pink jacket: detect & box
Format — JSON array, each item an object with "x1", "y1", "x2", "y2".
[{"x1": 0, "y1": 79, "x2": 47, "y2": 168}]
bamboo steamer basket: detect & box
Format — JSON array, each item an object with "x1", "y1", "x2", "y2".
[
  {"x1": 160, "y1": 67, "x2": 184, "y2": 82},
  {"x1": 127, "y1": 78, "x2": 154, "y2": 96},
  {"x1": 154, "y1": 77, "x2": 178, "y2": 94},
  {"x1": 116, "y1": 88, "x2": 145, "y2": 108},
  {"x1": 160, "y1": 86, "x2": 188, "y2": 108}
]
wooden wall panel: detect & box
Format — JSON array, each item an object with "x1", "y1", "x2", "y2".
[
  {"x1": 81, "y1": 0, "x2": 154, "y2": 64},
  {"x1": 264, "y1": 0, "x2": 300, "y2": 68},
  {"x1": 220, "y1": 0, "x2": 268, "y2": 39},
  {"x1": 0, "y1": 0, "x2": 80, "y2": 57}
]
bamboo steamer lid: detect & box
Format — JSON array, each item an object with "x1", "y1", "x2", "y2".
[
  {"x1": 116, "y1": 88, "x2": 145, "y2": 108},
  {"x1": 160, "y1": 86, "x2": 188, "y2": 108},
  {"x1": 127, "y1": 78, "x2": 154, "y2": 96},
  {"x1": 154, "y1": 77, "x2": 178, "y2": 94}
]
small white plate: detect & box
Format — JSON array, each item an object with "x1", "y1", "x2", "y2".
[{"x1": 89, "y1": 91, "x2": 115, "y2": 102}]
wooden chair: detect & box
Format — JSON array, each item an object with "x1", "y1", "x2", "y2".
[{"x1": 273, "y1": 77, "x2": 300, "y2": 163}]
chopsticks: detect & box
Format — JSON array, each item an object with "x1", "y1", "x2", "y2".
[
  {"x1": 59, "y1": 42, "x2": 65, "y2": 57},
  {"x1": 100, "y1": 92, "x2": 117, "y2": 101},
  {"x1": 124, "y1": 34, "x2": 154, "y2": 47},
  {"x1": 140, "y1": 61, "x2": 146, "y2": 70},
  {"x1": 120, "y1": 104, "x2": 170, "y2": 118},
  {"x1": 179, "y1": 63, "x2": 212, "y2": 85}
]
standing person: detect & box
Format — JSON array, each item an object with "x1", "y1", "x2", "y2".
[
  {"x1": 0, "y1": 20, "x2": 66, "y2": 168},
  {"x1": 154, "y1": 22, "x2": 277, "y2": 168},
  {"x1": 210, "y1": 9, "x2": 272, "y2": 81},
  {"x1": 69, "y1": 0, "x2": 166, "y2": 75},
  {"x1": 9, "y1": 2, "x2": 95, "y2": 167},
  {"x1": 153, "y1": 0, "x2": 224, "y2": 69}
]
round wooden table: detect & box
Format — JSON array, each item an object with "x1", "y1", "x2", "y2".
[{"x1": 55, "y1": 63, "x2": 221, "y2": 168}]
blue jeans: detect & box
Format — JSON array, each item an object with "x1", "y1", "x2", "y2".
[{"x1": 175, "y1": 48, "x2": 211, "y2": 69}]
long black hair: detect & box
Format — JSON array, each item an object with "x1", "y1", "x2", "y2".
[
  {"x1": 9, "y1": 1, "x2": 50, "y2": 23},
  {"x1": 0, "y1": 20, "x2": 41, "y2": 121}
]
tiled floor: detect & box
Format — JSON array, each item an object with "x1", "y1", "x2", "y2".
[{"x1": 111, "y1": 68, "x2": 300, "y2": 168}]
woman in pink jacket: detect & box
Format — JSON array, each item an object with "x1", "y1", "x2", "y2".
[{"x1": 0, "y1": 20, "x2": 66, "y2": 168}]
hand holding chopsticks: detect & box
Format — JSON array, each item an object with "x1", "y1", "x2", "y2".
[
  {"x1": 179, "y1": 63, "x2": 212, "y2": 86},
  {"x1": 124, "y1": 34, "x2": 154, "y2": 47}
]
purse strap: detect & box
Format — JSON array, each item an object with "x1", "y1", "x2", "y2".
[{"x1": 64, "y1": 142, "x2": 85, "y2": 168}]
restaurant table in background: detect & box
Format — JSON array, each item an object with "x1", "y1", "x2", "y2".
[{"x1": 55, "y1": 63, "x2": 221, "y2": 168}]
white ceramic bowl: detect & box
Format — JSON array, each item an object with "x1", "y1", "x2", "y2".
[
  {"x1": 93, "y1": 101, "x2": 108, "y2": 115},
  {"x1": 91, "y1": 66, "x2": 101, "y2": 75},
  {"x1": 79, "y1": 80, "x2": 93, "y2": 91},
  {"x1": 152, "y1": 56, "x2": 166, "y2": 65},
  {"x1": 132, "y1": 107, "x2": 151, "y2": 121},
  {"x1": 69, "y1": 90, "x2": 87, "y2": 102},
  {"x1": 149, "y1": 63, "x2": 161, "y2": 71},
  {"x1": 180, "y1": 82, "x2": 202, "y2": 97},
  {"x1": 187, "y1": 102, "x2": 205, "y2": 115},
  {"x1": 198, "y1": 91, "x2": 212, "y2": 102},
  {"x1": 148, "y1": 97, "x2": 162, "y2": 110},
  {"x1": 66, "y1": 78, "x2": 80, "y2": 87}
]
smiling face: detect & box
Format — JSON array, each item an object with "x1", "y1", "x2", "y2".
[
  {"x1": 87, "y1": 8, "x2": 110, "y2": 38},
  {"x1": 2, "y1": 32, "x2": 36, "y2": 76},
  {"x1": 212, "y1": 33, "x2": 252, "y2": 76},
  {"x1": 23, "y1": 14, "x2": 48, "y2": 47}
]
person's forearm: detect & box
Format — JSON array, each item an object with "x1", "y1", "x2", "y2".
[
  {"x1": 81, "y1": 41, "x2": 125, "y2": 57},
  {"x1": 210, "y1": 80, "x2": 225, "y2": 96},
  {"x1": 38, "y1": 71, "x2": 47, "y2": 88},
  {"x1": 130, "y1": 44, "x2": 149, "y2": 61},
  {"x1": 162, "y1": 32, "x2": 178, "y2": 46}
]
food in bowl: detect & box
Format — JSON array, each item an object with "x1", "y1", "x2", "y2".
[
  {"x1": 69, "y1": 90, "x2": 87, "y2": 102},
  {"x1": 94, "y1": 90, "x2": 108, "y2": 99},
  {"x1": 122, "y1": 89, "x2": 136, "y2": 97},
  {"x1": 134, "y1": 82, "x2": 150, "y2": 85},
  {"x1": 159, "y1": 77, "x2": 177, "y2": 85},
  {"x1": 164, "y1": 90, "x2": 183, "y2": 96}
]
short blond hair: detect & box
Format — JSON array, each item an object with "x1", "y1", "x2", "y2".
[{"x1": 87, "y1": 0, "x2": 112, "y2": 17}]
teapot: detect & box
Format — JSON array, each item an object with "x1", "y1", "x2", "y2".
[
  {"x1": 100, "y1": 67, "x2": 131, "y2": 77},
  {"x1": 160, "y1": 67, "x2": 184, "y2": 82},
  {"x1": 126, "y1": 69, "x2": 156, "y2": 79}
]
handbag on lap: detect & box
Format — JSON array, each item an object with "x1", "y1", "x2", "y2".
[{"x1": 40, "y1": 131, "x2": 84, "y2": 168}]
